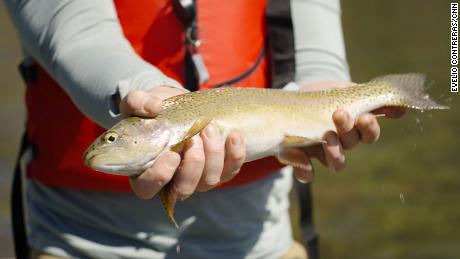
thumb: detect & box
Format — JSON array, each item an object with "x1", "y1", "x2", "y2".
[{"x1": 119, "y1": 90, "x2": 163, "y2": 117}]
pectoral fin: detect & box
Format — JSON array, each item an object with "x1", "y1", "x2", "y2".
[
  {"x1": 171, "y1": 118, "x2": 212, "y2": 152},
  {"x1": 283, "y1": 135, "x2": 326, "y2": 147},
  {"x1": 159, "y1": 185, "x2": 179, "y2": 228}
]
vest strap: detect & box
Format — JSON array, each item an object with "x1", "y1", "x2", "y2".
[
  {"x1": 11, "y1": 132, "x2": 30, "y2": 259},
  {"x1": 213, "y1": 47, "x2": 266, "y2": 88},
  {"x1": 172, "y1": 0, "x2": 201, "y2": 90},
  {"x1": 266, "y1": 0, "x2": 296, "y2": 88}
]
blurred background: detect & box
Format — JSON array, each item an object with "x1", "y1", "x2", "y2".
[{"x1": 0, "y1": 0, "x2": 459, "y2": 258}]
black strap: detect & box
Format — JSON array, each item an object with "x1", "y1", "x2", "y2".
[
  {"x1": 171, "y1": 0, "x2": 196, "y2": 27},
  {"x1": 266, "y1": 0, "x2": 296, "y2": 88},
  {"x1": 184, "y1": 46, "x2": 199, "y2": 91},
  {"x1": 11, "y1": 132, "x2": 30, "y2": 259},
  {"x1": 212, "y1": 47, "x2": 266, "y2": 88},
  {"x1": 12, "y1": 60, "x2": 38, "y2": 259},
  {"x1": 296, "y1": 181, "x2": 319, "y2": 259},
  {"x1": 172, "y1": 0, "x2": 199, "y2": 91}
]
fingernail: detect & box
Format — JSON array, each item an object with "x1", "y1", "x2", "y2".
[
  {"x1": 145, "y1": 99, "x2": 161, "y2": 114},
  {"x1": 166, "y1": 152, "x2": 179, "y2": 167},
  {"x1": 326, "y1": 134, "x2": 339, "y2": 146},
  {"x1": 172, "y1": 184, "x2": 191, "y2": 201},
  {"x1": 231, "y1": 135, "x2": 240, "y2": 146},
  {"x1": 296, "y1": 169, "x2": 313, "y2": 183},
  {"x1": 204, "y1": 125, "x2": 218, "y2": 138},
  {"x1": 360, "y1": 114, "x2": 372, "y2": 125},
  {"x1": 336, "y1": 109, "x2": 347, "y2": 119},
  {"x1": 297, "y1": 175, "x2": 308, "y2": 184}
]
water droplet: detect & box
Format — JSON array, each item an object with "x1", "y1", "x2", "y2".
[
  {"x1": 399, "y1": 193, "x2": 405, "y2": 204},
  {"x1": 415, "y1": 117, "x2": 421, "y2": 124},
  {"x1": 412, "y1": 143, "x2": 417, "y2": 151}
]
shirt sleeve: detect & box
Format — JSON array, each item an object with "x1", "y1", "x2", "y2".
[
  {"x1": 4, "y1": 0, "x2": 186, "y2": 129},
  {"x1": 290, "y1": 0, "x2": 351, "y2": 85}
]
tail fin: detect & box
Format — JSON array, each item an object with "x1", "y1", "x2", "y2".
[{"x1": 370, "y1": 73, "x2": 449, "y2": 110}]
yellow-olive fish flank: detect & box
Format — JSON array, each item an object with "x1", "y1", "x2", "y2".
[{"x1": 83, "y1": 73, "x2": 448, "y2": 227}]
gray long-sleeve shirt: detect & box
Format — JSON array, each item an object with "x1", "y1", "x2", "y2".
[{"x1": 5, "y1": 0, "x2": 350, "y2": 258}]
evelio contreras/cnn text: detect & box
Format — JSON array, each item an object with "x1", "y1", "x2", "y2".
[{"x1": 451, "y1": 2, "x2": 458, "y2": 92}]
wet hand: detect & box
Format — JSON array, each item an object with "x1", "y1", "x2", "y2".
[
  {"x1": 119, "y1": 86, "x2": 246, "y2": 200},
  {"x1": 293, "y1": 81, "x2": 406, "y2": 183}
]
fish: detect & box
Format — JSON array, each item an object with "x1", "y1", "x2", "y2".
[{"x1": 83, "y1": 73, "x2": 448, "y2": 227}]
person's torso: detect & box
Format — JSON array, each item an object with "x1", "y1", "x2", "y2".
[{"x1": 25, "y1": 0, "x2": 286, "y2": 191}]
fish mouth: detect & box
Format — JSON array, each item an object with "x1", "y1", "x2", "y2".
[
  {"x1": 84, "y1": 152, "x2": 127, "y2": 174},
  {"x1": 93, "y1": 163, "x2": 129, "y2": 174},
  {"x1": 84, "y1": 152, "x2": 155, "y2": 176}
]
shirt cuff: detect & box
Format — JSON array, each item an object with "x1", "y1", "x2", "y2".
[
  {"x1": 108, "y1": 71, "x2": 189, "y2": 118},
  {"x1": 282, "y1": 81, "x2": 301, "y2": 91}
]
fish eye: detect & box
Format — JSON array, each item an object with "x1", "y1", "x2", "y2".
[{"x1": 103, "y1": 132, "x2": 119, "y2": 144}]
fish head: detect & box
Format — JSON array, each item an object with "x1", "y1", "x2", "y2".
[{"x1": 83, "y1": 117, "x2": 171, "y2": 176}]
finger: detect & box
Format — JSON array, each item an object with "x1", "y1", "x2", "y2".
[
  {"x1": 293, "y1": 158, "x2": 314, "y2": 183},
  {"x1": 372, "y1": 107, "x2": 406, "y2": 118},
  {"x1": 172, "y1": 136, "x2": 205, "y2": 200},
  {"x1": 196, "y1": 124, "x2": 225, "y2": 191},
  {"x1": 119, "y1": 90, "x2": 163, "y2": 117},
  {"x1": 333, "y1": 109, "x2": 361, "y2": 150},
  {"x1": 221, "y1": 132, "x2": 246, "y2": 182},
  {"x1": 356, "y1": 113, "x2": 380, "y2": 144},
  {"x1": 129, "y1": 151, "x2": 180, "y2": 200},
  {"x1": 322, "y1": 131, "x2": 346, "y2": 172}
]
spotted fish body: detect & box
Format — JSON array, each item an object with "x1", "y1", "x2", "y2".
[{"x1": 83, "y1": 73, "x2": 448, "y2": 226}]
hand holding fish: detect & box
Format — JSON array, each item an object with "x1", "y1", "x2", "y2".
[
  {"x1": 293, "y1": 81, "x2": 406, "y2": 182},
  {"x1": 85, "y1": 74, "x2": 448, "y2": 226},
  {"x1": 119, "y1": 86, "x2": 246, "y2": 200}
]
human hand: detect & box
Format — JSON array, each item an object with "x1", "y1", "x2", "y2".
[
  {"x1": 293, "y1": 81, "x2": 406, "y2": 183},
  {"x1": 119, "y1": 86, "x2": 246, "y2": 200}
]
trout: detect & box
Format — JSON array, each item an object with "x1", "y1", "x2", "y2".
[{"x1": 83, "y1": 73, "x2": 448, "y2": 227}]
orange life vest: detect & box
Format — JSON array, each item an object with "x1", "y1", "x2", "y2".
[{"x1": 25, "y1": 0, "x2": 291, "y2": 191}]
